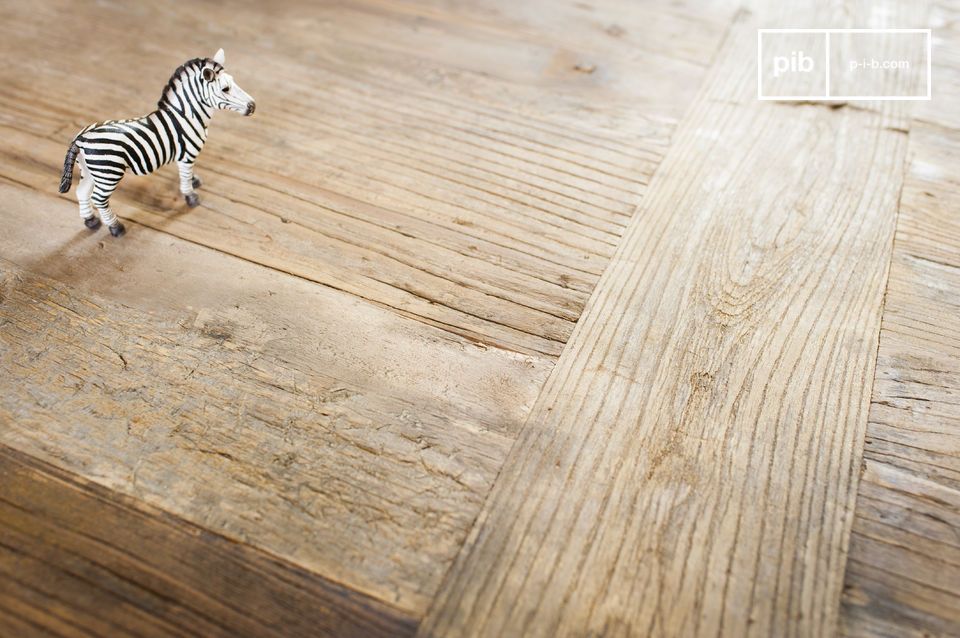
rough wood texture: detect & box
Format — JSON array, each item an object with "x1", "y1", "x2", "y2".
[
  {"x1": 839, "y1": 123, "x2": 960, "y2": 638},
  {"x1": 0, "y1": 444, "x2": 417, "y2": 638},
  {"x1": 420, "y1": 10, "x2": 919, "y2": 636},
  {"x1": 1, "y1": 0, "x2": 955, "y2": 635},
  {"x1": 0, "y1": 193, "x2": 542, "y2": 616},
  {"x1": 0, "y1": 0, "x2": 733, "y2": 357},
  {"x1": 914, "y1": 0, "x2": 960, "y2": 131},
  {"x1": 0, "y1": 0, "x2": 736, "y2": 621},
  {"x1": 838, "y1": 4, "x2": 960, "y2": 633}
]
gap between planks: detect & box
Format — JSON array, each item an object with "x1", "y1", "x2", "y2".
[
  {"x1": 0, "y1": 443, "x2": 418, "y2": 638},
  {"x1": 419, "y1": 3, "x2": 925, "y2": 635}
]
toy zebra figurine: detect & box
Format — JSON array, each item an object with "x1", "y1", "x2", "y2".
[{"x1": 58, "y1": 49, "x2": 255, "y2": 237}]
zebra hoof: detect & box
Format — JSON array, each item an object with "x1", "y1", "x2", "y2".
[
  {"x1": 192, "y1": 176, "x2": 202, "y2": 189},
  {"x1": 185, "y1": 193, "x2": 200, "y2": 207},
  {"x1": 109, "y1": 222, "x2": 126, "y2": 237},
  {"x1": 83, "y1": 216, "x2": 101, "y2": 230}
]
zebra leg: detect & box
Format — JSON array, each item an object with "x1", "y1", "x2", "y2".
[
  {"x1": 76, "y1": 156, "x2": 99, "y2": 230},
  {"x1": 178, "y1": 160, "x2": 200, "y2": 207},
  {"x1": 92, "y1": 179, "x2": 125, "y2": 237}
]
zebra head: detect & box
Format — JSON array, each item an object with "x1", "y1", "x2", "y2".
[{"x1": 202, "y1": 49, "x2": 256, "y2": 116}]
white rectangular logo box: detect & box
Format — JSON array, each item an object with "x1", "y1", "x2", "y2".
[{"x1": 758, "y1": 28, "x2": 932, "y2": 101}]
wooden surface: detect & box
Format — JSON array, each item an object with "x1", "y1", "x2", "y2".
[
  {"x1": 840, "y1": 99, "x2": 960, "y2": 638},
  {"x1": 420, "y1": 4, "x2": 921, "y2": 634},
  {"x1": 0, "y1": 0, "x2": 733, "y2": 358},
  {"x1": 0, "y1": 10, "x2": 729, "y2": 611},
  {"x1": 0, "y1": 0, "x2": 956, "y2": 636},
  {"x1": 0, "y1": 444, "x2": 416, "y2": 638},
  {"x1": 0, "y1": 0, "x2": 734, "y2": 623},
  {"x1": 839, "y1": 4, "x2": 960, "y2": 635},
  {"x1": 0, "y1": 225, "x2": 531, "y2": 615}
]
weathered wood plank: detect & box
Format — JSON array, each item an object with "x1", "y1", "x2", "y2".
[
  {"x1": 914, "y1": 0, "x2": 960, "y2": 131},
  {"x1": 0, "y1": 0, "x2": 735, "y2": 356},
  {"x1": 0, "y1": 179, "x2": 550, "y2": 615},
  {"x1": 0, "y1": 0, "x2": 739, "y2": 623},
  {"x1": 0, "y1": 444, "x2": 418, "y2": 637},
  {"x1": 420, "y1": 10, "x2": 919, "y2": 637},
  {"x1": 839, "y1": 121, "x2": 960, "y2": 637}
]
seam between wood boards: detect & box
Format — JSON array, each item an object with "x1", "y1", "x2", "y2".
[
  {"x1": 0, "y1": 441, "x2": 420, "y2": 633},
  {"x1": 195, "y1": 162, "x2": 604, "y2": 291},
  {"x1": 831, "y1": 118, "x2": 915, "y2": 637},
  {"x1": 117, "y1": 222, "x2": 560, "y2": 357},
  {"x1": 415, "y1": 4, "x2": 926, "y2": 633},
  {"x1": 0, "y1": 174, "x2": 563, "y2": 359},
  {"x1": 418, "y1": 6, "x2": 747, "y2": 624},
  {"x1": 194, "y1": 173, "x2": 595, "y2": 320},
  {"x1": 909, "y1": 116, "x2": 960, "y2": 135}
]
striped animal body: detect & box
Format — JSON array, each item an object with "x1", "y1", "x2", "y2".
[{"x1": 59, "y1": 49, "x2": 255, "y2": 237}]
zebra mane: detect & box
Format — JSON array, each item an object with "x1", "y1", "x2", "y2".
[{"x1": 157, "y1": 57, "x2": 223, "y2": 109}]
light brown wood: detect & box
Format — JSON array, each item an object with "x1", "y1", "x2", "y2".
[
  {"x1": 839, "y1": 122, "x2": 960, "y2": 637},
  {"x1": 0, "y1": 0, "x2": 734, "y2": 357},
  {"x1": 838, "y1": 6, "x2": 960, "y2": 633},
  {"x1": 0, "y1": 0, "x2": 735, "y2": 621},
  {"x1": 1, "y1": 0, "x2": 956, "y2": 634},
  {"x1": 420, "y1": 7, "x2": 924, "y2": 636},
  {"x1": 0, "y1": 444, "x2": 417, "y2": 638},
  {"x1": 0, "y1": 196, "x2": 543, "y2": 615},
  {"x1": 914, "y1": 0, "x2": 960, "y2": 131}
]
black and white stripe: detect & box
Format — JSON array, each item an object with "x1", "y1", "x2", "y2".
[{"x1": 59, "y1": 49, "x2": 255, "y2": 236}]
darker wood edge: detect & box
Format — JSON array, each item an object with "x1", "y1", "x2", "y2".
[{"x1": 0, "y1": 443, "x2": 419, "y2": 638}]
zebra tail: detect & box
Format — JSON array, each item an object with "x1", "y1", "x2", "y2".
[{"x1": 59, "y1": 141, "x2": 79, "y2": 193}]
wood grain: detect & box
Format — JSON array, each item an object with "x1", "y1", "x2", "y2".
[
  {"x1": 0, "y1": 443, "x2": 417, "y2": 637},
  {"x1": 0, "y1": 0, "x2": 735, "y2": 357},
  {"x1": 0, "y1": 180, "x2": 550, "y2": 615},
  {"x1": 839, "y1": 121, "x2": 960, "y2": 637},
  {"x1": 914, "y1": 0, "x2": 960, "y2": 131},
  {"x1": 1, "y1": 0, "x2": 952, "y2": 634},
  {"x1": 420, "y1": 11, "x2": 919, "y2": 637},
  {"x1": 0, "y1": 0, "x2": 738, "y2": 625}
]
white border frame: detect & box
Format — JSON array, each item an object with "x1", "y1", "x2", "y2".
[{"x1": 757, "y1": 28, "x2": 932, "y2": 101}]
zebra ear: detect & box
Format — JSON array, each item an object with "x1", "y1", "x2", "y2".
[
  {"x1": 213, "y1": 48, "x2": 225, "y2": 65},
  {"x1": 202, "y1": 67, "x2": 216, "y2": 82}
]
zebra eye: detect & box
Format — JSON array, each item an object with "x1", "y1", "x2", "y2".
[{"x1": 223, "y1": 85, "x2": 231, "y2": 93}]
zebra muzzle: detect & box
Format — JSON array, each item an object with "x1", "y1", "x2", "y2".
[{"x1": 245, "y1": 101, "x2": 256, "y2": 116}]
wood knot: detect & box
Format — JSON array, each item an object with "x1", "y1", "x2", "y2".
[
  {"x1": 199, "y1": 321, "x2": 234, "y2": 342},
  {"x1": 690, "y1": 371, "x2": 713, "y2": 391},
  {"x1": 605, "y1": 24, "x2": 626, "y2": 38}
]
